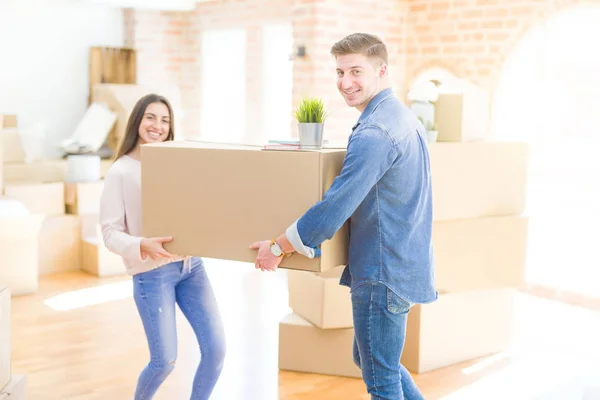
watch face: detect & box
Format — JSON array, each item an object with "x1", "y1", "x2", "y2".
[{"x1": 270, "y1": 243, "x2": 283, "y2": 257}]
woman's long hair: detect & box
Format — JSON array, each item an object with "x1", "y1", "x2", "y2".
[{"x1": 114, "y1": 93, "x2": 175, "y2": 160}]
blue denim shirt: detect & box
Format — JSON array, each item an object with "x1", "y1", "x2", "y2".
[{"x1": 287, "y1": 88, "x2": 437, "y2": 304}]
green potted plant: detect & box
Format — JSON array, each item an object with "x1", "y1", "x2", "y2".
[
  {"x1": 418, "y1": 116, "x2": 438, "y2": 144},
  {"x1": 295, "y1": 97, "x2": 329, "y2": 149}
]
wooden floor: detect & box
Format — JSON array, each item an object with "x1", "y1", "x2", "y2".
[{"x1": 9, "y1": 259, "x2": 600, "y2": 400}]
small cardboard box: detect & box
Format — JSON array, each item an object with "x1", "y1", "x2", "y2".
[
  {"x1": 434, "y1": 85, "x2": 490, "y2": 142},
  {"x1": 141, "y1": 141, "x2": 348, "y2": 273},
  {"x1": 64, "y1": 181, "x2": 104, "y2": 215},
  {"x1": 401, "y1": 288, "x2": 516, "y2": 373},
  {"x1": 38, "y1": 215, "x2": 82, "y2": 275},
  {"x1": 0, "y1": 214, "x2": 44, "y2": 295},
  {"x1": 0, "y1": 285, "x2": 10, "y2": 390},
  {"x1": 0, "y1": 375, "x2": 26, "y2": 400},
  {"x1": 278, "y1": 313, "x2": 361, "y2": 378},
  {"x1": 430, "y1": 141, "x2": 529, "y2": 220},
  {"x1": 433, "y1": 215, "x2": 528, "y2": 292},
  {"x1": 287, "y1": 265, "x2": 352, "y2": 329},
  {"x1": 0, "y1": 115, "x2": 17, "y2": 129},
  {"x1": 81, "y1": 233, "x2": 125, "y2": 277},
  {"x1": 3, "y1": 181, "x2": 65, "y2": 215}
]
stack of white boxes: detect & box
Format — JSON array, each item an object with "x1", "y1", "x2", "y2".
[
  {"x1": 279, "y1": 85, "x2": 530, "y2": 376},
  {"x1": 0, "y1": 285, "x2": 27, "y2": 399}
]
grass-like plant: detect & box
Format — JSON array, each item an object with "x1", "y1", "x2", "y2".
[{"x1": 295, "y1": 97, "x2": 329, "y2": 124}]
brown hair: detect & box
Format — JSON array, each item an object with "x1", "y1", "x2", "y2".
[
  {"x1": 330, "y1": 33, "x2": 388, "y2": 64},
  {"x1": 114, "y1": 93, "x2": 175, "y2": 160}
]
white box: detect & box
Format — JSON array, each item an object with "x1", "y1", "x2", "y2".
[
  {"x1": 430, "y1": 142, "x2": 529, "y2": 221},
  {"x1": 0, "y1": 285, "x2": 10, "y2": 389},
  {"x1": 433, "y1": 215, "x2": 528, "y2": 292},
  {"x1": 287, "y1": 265, "x2": 352, "y2": 329},
  {"x1": 278, "y1": 313, "x2": 361, "y2": 378},
  {"x1": 401, "y1": 289, "x2": 516, "y2": 373}
]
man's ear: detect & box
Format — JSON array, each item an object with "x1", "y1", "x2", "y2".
[{"x1": 379, "y1": 63, "x2": 388, "y2": 78}]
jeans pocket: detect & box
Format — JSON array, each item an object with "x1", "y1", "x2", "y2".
[{"x1": 386, "y1": 287, "x2": 412, "y2": 314}]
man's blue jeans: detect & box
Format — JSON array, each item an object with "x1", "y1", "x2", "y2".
[
  {"x1": 352, "y1": 282, "x2": 425, "y2": 400},
  {"x1": 132, "y1": 259, "x2": 226, "y2": 400}
]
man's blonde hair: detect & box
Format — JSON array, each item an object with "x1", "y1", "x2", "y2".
[{"x1": 330, "y1": 33, "x2": 388, "y2": 64}]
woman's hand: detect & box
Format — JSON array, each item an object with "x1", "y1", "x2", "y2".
[{"x1": 140, "y1": 237, "x2": 176, "y2": 260}]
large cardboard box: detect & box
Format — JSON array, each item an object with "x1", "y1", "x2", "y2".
[
  {"x1": 434, "y1": 85, "x2": 490, "y2": 142},
  {"x1": 0, "y1": 213, "x2": 44, "y2": 295},
  {"x1": 64, "y1": 181, "x2": 104, "y2": 215},
  {"x1": 287, "y1": 265, "x2": 352, "y2": 329},
  {"x1": 3, "y1": 182, "x2": 65, "y2": 215},
  {"x1": 0, "y1": 375, "x2": 26, "y2": 400},
  {"x1": 433, "y1": 215, "x2": 528, "y2": 292},
  {"x1": 401, "y1": 288, "x2": 516, "y2": 374},
  {"x1": 278, "y1": 313, "x2": 361, "y2": 378},
  {"x1": 38, "y1": 215, "x2": 82, "y2": 275},
  {"x1": 430, "y1": 142, "x2": 529, "y2": 221},
  {"x1": 0, "y1": 285, "x2": 10, "y2": 390},
  {"x1": 141, "y1": 142, "x2": 348, "y2": 273}
]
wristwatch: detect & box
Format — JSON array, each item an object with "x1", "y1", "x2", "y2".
[{"x1": 270, "y1": 238, "x2": 290, "y2": 258}]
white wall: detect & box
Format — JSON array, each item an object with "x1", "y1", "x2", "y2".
[{"x1": 0, "y1": 1, "x2": 124, "y2": 158}]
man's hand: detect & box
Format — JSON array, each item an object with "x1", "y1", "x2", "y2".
[
  {"x1": 249, "y1": 240, "x2": 283, "y2": 272},
  {"x1": 140, "y1": 237, "x2": 176, "y2": 260}
]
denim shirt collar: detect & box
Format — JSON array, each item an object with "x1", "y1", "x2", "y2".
[{"x1": 352, "y1": 87, "x2": 394, "y2": 131}]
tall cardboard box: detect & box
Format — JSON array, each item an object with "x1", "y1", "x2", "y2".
[
  {"x1": 0, "y1": 285, "x2": 10, "y2": 389},
  {"x1": 401, "y1": 288, "x2": 516, "y2": 374},
  {"x1": 141, "y1": 141, "x2": 348, "y2": 273},
  {"x1": 430, "y1": 142, "x2": 529, "y2": 221},
  {"x1": 433, "y1": 215, "x2": 529, "y2": 292},
  {"x1": 278, "y1": 313, "x2": 361, "y2": 378},
  {"x1": 3, "y1": 182, "x2": 65, "y2": 215},
  {"x1": 287, "y1": 265, "x2": 352, "y2": 329}
]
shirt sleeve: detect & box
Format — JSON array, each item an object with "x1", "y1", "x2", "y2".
[
  {"x1": 286, "y1": 124, "x2": 399, "y2": 252},
  {"x1": 99, "y1": 169, "x2": 145, "y2": 262}
]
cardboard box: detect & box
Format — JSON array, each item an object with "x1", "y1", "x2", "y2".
[
  {"x1": 0, "y1": 285, "x2": 10, "y2": 390},
  {"x1": 278, "y1": 313, "x2": 361, "y2": 378},
  {"x1": 0, "y1": 213, "x2": 44, "y2": 295},
  {"x1": 3, "y1": 160, "x2": 112, "y2": 183},
  {"x1": 38, "y1": 215, "x2": 82, "y2": 275},
  {"x1": 0, "y1": 132, "x2": 3, "y2": 189},
  {"x1": 81, "y1": 228, "x2": 125, "y2": 277},
  {"x1": 401, "y1": 288, "x2": 516, "y2": 373},
  {"x1": 433, "y1": 215, "x2": 528, "y2": 292},
  {"x1": 141, "y1": 141, "x2": 348, "y2": 273},
  {"x1": 287, "y1": 265, "x2": 352, "y2": 329},
  {"x1": 0, "y1": 375, "x2": 26, "y2": 400},
  {"x1": 0, "y1": 130, "x2": 26, "y2": 164},
  {"x1": 3, "y1": 182, "x2": 64, "y2": 215},
  {"x1": 430, "y1": 142, "x2": 529, "y2": 220},
  {"x1": 434, "y1": 85, "x2": 490, "y2": 142},
  {"x1": 0, "y1": 115, "x2": 17, "y2": 129},
  {"x1": 64, "y1": 181, "x2": 104, "y2": 215}
]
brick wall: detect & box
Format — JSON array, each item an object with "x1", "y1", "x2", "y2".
[{"x1": 124, "y1": 0, "x2": 589, "y2": 141}]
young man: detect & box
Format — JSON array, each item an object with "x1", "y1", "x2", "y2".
[{"x1": 250, "y1": 33, "x2": 437, "y2": 399}]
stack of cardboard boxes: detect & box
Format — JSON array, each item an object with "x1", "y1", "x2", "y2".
[
  {"x1": 0, "y1": 113, "x2": 120, "y2": 298},
  {"x1": 139, "y1": 88, "x2": 529, "y2": 377}
]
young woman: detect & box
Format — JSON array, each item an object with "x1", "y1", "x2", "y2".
[{"x1": 100, "y1": 94, "x2": 226, "y2": 399}]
